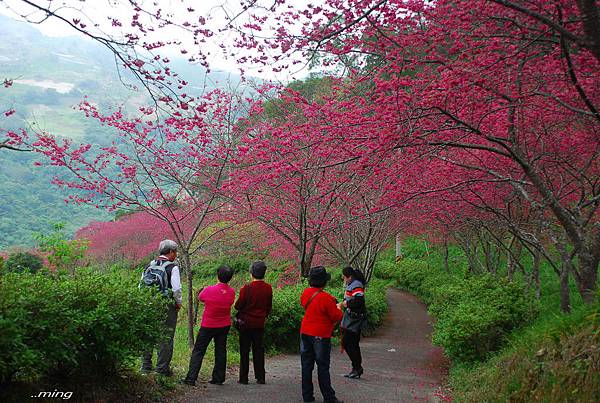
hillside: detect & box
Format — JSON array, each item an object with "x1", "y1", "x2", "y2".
[{"x1": 0, "y1": 14, "x2": 243, "y2": 249}]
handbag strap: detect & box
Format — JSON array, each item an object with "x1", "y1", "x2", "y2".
[{"x1": 304, "y1": 290, "x2": 322, "y2": 310}]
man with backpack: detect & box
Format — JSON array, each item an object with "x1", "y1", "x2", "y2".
[{"x1": 140, "y1": 239, "x2": 182, "y2": 376}]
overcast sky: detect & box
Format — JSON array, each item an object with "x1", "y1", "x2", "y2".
[{"x1": 0, "y1": 0, "x2": 318, "y2": 81}]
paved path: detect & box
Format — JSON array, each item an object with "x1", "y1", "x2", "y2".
[{"x1": 178, "y1": 289, "x2": 448, "y2": 403}]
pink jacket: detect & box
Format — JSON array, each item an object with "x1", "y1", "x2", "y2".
[{"x1": 199, "y1": 283, "x2": 235, "y2": 328}]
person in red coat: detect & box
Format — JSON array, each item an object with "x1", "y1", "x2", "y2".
[
  {"x1": 299, "y1": 266, "x2": 344, "y2": 403},
  {"x1": 234, "y1": 261, "x2": 273, "y2": 384}
]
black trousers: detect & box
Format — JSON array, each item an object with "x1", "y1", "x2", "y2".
[
  {"x1": 239, "y1": 328, "x2": 266, "y2": 382},
  {"x1": 141, "y1": 304, "x2": 178, "y2": 374},
  {"x1": 184, "y1": 326, "x2": 230, "y2": 384},
  {"x1": 342, "y1": 329, "x2": 362, "y2": 371}
]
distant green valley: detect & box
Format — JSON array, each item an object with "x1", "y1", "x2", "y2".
[{"x1": 0, "y1": 14, "x2": 243, "y2": 249}]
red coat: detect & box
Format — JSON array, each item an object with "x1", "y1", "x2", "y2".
[
  {"x1": 300, "y1": 287, "x2": 343, "y2": 338},
  {"x1": 234, "y1": 280, "x2": 273, "y2": 329}
]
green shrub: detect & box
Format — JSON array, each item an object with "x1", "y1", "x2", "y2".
[
  {"x1": 34, "y1": 223, "x2": 88, "y2": 272},
  {"x1": 451, "y1": 300, "x2": 600, "y2": 402},
  {"x1": 433, "y1": 275, "x2": 538, "y2": 362},
  {"x1": 193, "y1": 256, "x2": 252, "y2": 278},
  {"x1": 0, "y1": 270, "x2": 168, "y2": 382},
  {"x1": 396, "y1": 260, "x2": 538, "y2": 363},
  {"x1": 364, "y1": 279, "x2": 389, "y2": 332},
  {"x1": 264, "y1": 284, "x2": 305, "y2": 352},
  {"x1": 396, "y1": 258, "x2": 439, "y2": 299},
  {"x1": 4, "y1": 252, "x2": 44, "y2": 274},
  {"x1": 373, "y1": 260, "x2": 398, "y2": 281}
]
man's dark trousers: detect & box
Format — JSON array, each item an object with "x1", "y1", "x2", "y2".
[
  {"x1": 300, "y1": 334, "x2": 337, "y2": 402},
  {"x1": 184, "y1": 326, "x2": 230, "y2": 384},
  {"x1": 141, "y1": 303, "x2": 178, "y2": 374},
  {"x1": 239, "y1": 328, "x2": 265, "y2": 382}
]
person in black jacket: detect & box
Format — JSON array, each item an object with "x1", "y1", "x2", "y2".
[{"x1": 339, "y1": 266, "x2": 367, "y2": 379}]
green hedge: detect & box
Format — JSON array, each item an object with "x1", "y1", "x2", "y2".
[
  {"x1": 4, "y1": 252, "x2": 44, "y2": 274},
  {"x1": 0, "y1": 270, "x2": 168, "y2": 382},
  {"x1": 396, "y1": 259, "x2": 538, "y2": 363},
  {"x1": 363, "y1": 278, "x2": 389, "y2": 332},
  {"x1": 264, "y1": 284, "x2": 305, "y2": 351},
  {"x1": 450, "y1": 298, "x2": 600, "y2": 402},
  {"x1": 193, "y1": 256, "x2": 252, "y2": 278}
]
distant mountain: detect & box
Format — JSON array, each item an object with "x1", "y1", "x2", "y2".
[{"x1": 0, "y1": 14, "x2": 245, "y2": 249}]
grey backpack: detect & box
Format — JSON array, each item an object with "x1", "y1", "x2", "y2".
[{"x1": 139, "y1": 259, "x2": 174, "y2": 296}]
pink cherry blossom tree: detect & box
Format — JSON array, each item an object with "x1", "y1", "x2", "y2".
[{"x1": 33, "y1": 89, "x2": 243, "y2": 345}]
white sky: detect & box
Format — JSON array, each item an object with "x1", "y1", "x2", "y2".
[{"x1": 0, "y1": 0, "x2": 319, "y2": 81}]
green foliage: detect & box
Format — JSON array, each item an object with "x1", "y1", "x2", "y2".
[
  {"x1": 450, "y1": 300, "x2": 600, "y2": 402},
  {"x1": 0, "y1": 151, "x2": 112, "y2": 250},
  {"x1": 4, "y1": 252, "x2": 43, "y2": 274},
  {"x1": 373, "y1": 260, "x2": 399, "y2": 281},
  {"x1": 193, "y1": 256, "x2": 252, "y2": 278},
  {"x1": 400, "y1": 237, "x2": 432, "y2": 259},
  {"x1": 34, "y1": 223, "x2": 89, "y2": 272},
  {"x1": 363, "y1": 279, "x2": 389, "y2": 333},
  {"x1": 264, "y1": 284, "x2": 305, "y2": 352},
  {"x1": 0, "y1": 270, "x2": 168, "y2": 382},
  {"x1": 392, "y1": 237, "x2": 598, "y2": 400},
  {"x1": 396, "y1": 259, "x2": 538, "y2": 363}
]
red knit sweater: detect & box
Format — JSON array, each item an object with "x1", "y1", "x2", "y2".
[
  {"x1": 300, "y1": 287, "x2": 343, "y2": 338},
  {"x1": 234, "y1": 280, "x2": 273, "y2": 329}
]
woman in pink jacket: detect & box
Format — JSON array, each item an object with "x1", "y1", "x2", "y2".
[{"x1": 182, "y1": 265, "x2": 235, "y2": 386}]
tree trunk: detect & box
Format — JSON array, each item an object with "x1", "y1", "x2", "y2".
[
  {"x1": 361, "y1": 245, "x2": 377, "y2": 284},
  {"x1": 395, "y1": 233, "x2": 403, "y2": 261},
  {"x1": 181, "y1": 250, "x2": 195, "y2": 348},
  {"x1": 560, "y1": 265, "x2": 571, "y2": 313},
  {"x1": 507, "y1": 238, "x2": 522, "y2": 282},
  {"x1": 577, "y1": 251, "x2": 599, "y2": 304},
  {"x1": 443, "y1": 237, "x2": 450, "y2": 272},
  {"x1": 300, "y1": 257, "x2": 312, "y2": 277},
  {"x1": 482, "y1": 237, "x2": 496, "y2": 275},
  {"x1": 576, "y1": 0, "x2": 600, "y2": 64},
  {"x1": 532, "y1": 248, "x2": 541, "y2": 299},
  {"x1": 463, "y1": 237, "x2": 480, "y2": 274}
]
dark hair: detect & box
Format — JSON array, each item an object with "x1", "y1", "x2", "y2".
[
  {"x1": 217, "y1": 265, "x2": 234, "y2": 283},
  {"x1": 342, "y1": 266, "x2": 366, "y2": 285},
  {"x1": 251, "y1": 261, "x2": 267, "y2": 279}
]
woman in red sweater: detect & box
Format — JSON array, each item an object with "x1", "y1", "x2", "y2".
[
  {"x1": 299, "y1": 266, "x2": 344, "y2": 403},
  {"x1": 234, "y1": 261, "x2": 273, "y2": 385}
]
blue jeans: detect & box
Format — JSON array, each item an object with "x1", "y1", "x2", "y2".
[{"x1": 300, "y1": 334, "x2": 336, "y2": 402}]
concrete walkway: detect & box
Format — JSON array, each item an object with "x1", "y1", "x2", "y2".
[{"x1": 178, "y1": 289, "x2": 448, "y2": 402}]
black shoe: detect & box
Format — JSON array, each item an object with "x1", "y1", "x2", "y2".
[
  {"x1": 347, "y1": 368, "x2": 363, "y2": 379},
  {"x1": 238, "y1": 379, "x2": 248, "y2": 385},
  {"x1": 324, "y1": 399, "x2": 344, "y2": 403},
  {"x1": 256, "y1": 379, "x2": 265, "y2": 384},
  {"x1": 208, "y1": 379, "x2": 224, "y2": 385},
  {"x1": 179, "y1": 379, "x2": 195, "y2": 386},
  {"x1": 303, "y1": 398, "x2": 315, "y2": 403}
]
